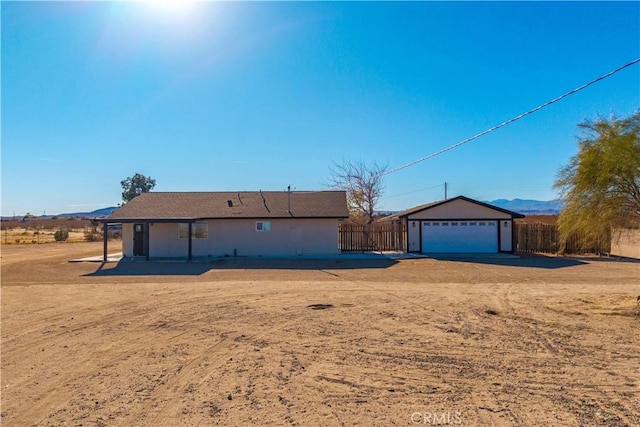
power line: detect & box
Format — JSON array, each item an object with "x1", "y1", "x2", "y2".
[
  {"x1": 385, "y1": 183, "x2": 445, "y2": 198},
  {"x1": 381, "y1": 57, "x2": 640, "y2": 177}
]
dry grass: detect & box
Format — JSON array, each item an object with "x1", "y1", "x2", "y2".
[{"x1": 1, "y1": 228, "x2": 89, "y2": 244}]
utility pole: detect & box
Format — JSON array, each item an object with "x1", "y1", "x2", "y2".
[{"x1": 444, "y1": 182, "x2": 448, "y2": 200}]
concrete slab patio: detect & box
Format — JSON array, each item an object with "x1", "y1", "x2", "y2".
[
  {"x1": 69, "y1": 253, "x2": 123, "y2": 263},
  {"x1": 69, "y1": 251, "x2": 518, "y2": 263}
]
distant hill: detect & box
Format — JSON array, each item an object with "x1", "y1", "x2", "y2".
[
  {"x1": 56, "y1": 206, "x2": 118, "y2": 218},
  {"x1": 487, "y1": 199, "x2": 563, "y2": 215},
  {"x1": 1, "y1": 206, "x2": 118, "y2": 221}
]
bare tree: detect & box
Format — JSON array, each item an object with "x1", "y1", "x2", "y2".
[{"x1": 329, "y1": 159, "x2": 388, "y2": 223}]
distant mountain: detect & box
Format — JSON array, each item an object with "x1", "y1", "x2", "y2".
[
  {"x1": 57, "y1": 206, "x2": 118, "y2": 218},
  {"x1": 5, "y1": 200, "x2": 559, "y2": 221},
  {"x1": 487, "y1": 199, "x2": 563, "y2": 215},
  {"x1": 1, "y1": 206, "x2": 118, "y2": 221}
]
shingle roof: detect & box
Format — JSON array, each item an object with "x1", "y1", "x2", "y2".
[{"x1": 107, "y1": 191, "x2": 349, "y2": 221}]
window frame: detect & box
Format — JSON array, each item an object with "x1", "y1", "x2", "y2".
[
  {"x1": 256, "y1": 221, "x2": 271, "y2": 232},
  {"x1": 178, "y1": 223, "x2": 208, "y2": 239}
]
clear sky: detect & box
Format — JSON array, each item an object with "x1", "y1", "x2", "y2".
[{"x1": 2, "y1": 1, "x2": 639, "y2": 216}]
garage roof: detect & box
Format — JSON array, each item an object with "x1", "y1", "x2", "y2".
[
  {"x1": 391, "y1": 196, "x2": 525, "y2": 219},
  {"x1": 105, "y1": 191, "x2": 349, "y2": 222}
]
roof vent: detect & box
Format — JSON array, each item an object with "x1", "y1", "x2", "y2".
[{"x1": 227, "y1": 200, "x2": 233, "y2": 207}]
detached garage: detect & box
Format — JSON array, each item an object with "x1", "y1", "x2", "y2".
[{"x1": 395, "y1": 196, "x2": 524, "y2": 254}]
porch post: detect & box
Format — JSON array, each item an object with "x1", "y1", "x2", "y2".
[
  {"x1": 145, "y1": 222, "x2": 150, "y2": 261},
  {"x1": 188, "y1": 222, "x2": 193, "y2": 261},
  {"x1": 103, "y1": 222, "x2": 108, "y2": 262}
]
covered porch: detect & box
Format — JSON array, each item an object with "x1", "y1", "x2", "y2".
[{"x1": 96, "y1": 219, "x2": 198, "y2": 262}]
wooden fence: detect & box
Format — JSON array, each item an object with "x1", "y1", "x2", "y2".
[
  {"x1": 514, "y1": 223, "x2": 610, "y2": 255},
  {"x1": 340, "y1": 221, "x2": 610, "y2": 255},
  {"x1": 339, "y1": 221, "x2": 406, "y2": 252},
  {"x1": 514, "y1": 223, "x2": 558, "y2": 254}
]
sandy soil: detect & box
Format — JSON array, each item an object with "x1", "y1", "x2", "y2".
[{"x1": 1, "y1": 242, "x2": 639, "y2": 426}]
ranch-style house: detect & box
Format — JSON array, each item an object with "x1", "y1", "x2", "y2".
[{"x1": 98, "y1": 190, "x2": 349, "y2": 261}]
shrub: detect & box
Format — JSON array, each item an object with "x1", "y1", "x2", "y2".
[
  {"x1": 54, "y1": 229, "x2": 69, "y2": 242},
  {"x1": 84, "y1": 229, "x2": 103, "y2": 242}
]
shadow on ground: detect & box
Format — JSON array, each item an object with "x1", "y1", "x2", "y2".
[
  {"x1": 430, "y1": 253, "x2": 589, "y2": 269},
  {"x1": 84, "y1": 258, "x2": 399, "y2": 277},
  {"x1": 83, "y1": 253, "x2": 631, "y2": 276}
]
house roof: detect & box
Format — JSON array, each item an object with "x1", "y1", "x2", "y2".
[
  {"x1": 386, "y1": 195, "x2": 525, "y2": 220},
  {"x1": 105, "y1": 191, "x2": 349, "y2": 222}
]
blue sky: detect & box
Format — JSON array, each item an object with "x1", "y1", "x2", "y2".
[{"x1": 2, "y1": 1, "x2": 639, "y2": 216}]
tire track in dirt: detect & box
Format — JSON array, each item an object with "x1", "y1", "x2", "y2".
[
  {"x1": 4, "y1": 293, "x2": 212, "y2": 355},
  {"x1": 313, "y1": 270, "x2": 467, "y2": 424},
  {"x1": 490, "y1": 281, "x2": 639, "y2": 426},
  {"x1": 4, "y1": 312, "x2": 205, "y2": 423},
  {"x1": 2, "y1": 288, "x2": 280, "y2": 426},
  {"x1": 5, "y1": 278, "x2": 376, "y2": 427},
  {"x1": 136, "y1": 274, "x2": 368, "y2": 425},
  {"x1": 5, "y1": 247, "x2": 639, "y2": 426},
  {"x1": 140, "y1": 296, "x2": 325, "y2": 425}
]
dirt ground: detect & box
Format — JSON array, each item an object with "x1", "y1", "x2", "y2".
[{"x1": 1, "y1": 242, "x2": 639, "y2": 426}]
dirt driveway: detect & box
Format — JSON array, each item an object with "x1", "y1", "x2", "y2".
[{"x1": 1, "y1": 242, "x2": 639, "y2": 426}]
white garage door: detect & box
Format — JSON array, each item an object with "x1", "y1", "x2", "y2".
[{"x1": 421, "y1": 221, "x2": 498, "y2": 253}]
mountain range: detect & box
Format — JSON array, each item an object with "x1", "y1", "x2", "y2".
[
  {"x1": 487, "y1": 199, "x2": 563, "y2": 215},
  {"x1": 55, "y1": 206, "x2": 119, "y2": 218},
  {"x1": 4, "y1": 199, "x2": 562, "y2": 220}
]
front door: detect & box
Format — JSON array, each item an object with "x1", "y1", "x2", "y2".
[{"x1": 133, "y1": 223, "x2": 146, "y2": 256}]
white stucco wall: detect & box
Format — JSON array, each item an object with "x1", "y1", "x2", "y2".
[
  {"x1": 149, "y1": 223, "x2": 189, "y2": 258},
  {"x1": 407, "y1": 220, "x2": 420, "y2": 252},
  {"x1": 122, "y1": 223, "x2": 134, "y2": 257},
  {"x1": 499, "y1": 220, "x2": 513, "y2": 252},
  {"x1": 142, "y1": 218, "x2": 340, "y2": 258},
  {"x1": 408, "y1": 199, "x2": 512, "y2": 220}
]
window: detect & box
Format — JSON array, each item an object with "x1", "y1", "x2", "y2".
[
  {"x1": 424, "y1": 222, "x2": 430, "y2": 226},
  {"x1": 479, "y1": 222, "x2": 486, "y2": 226},
  {"x1": 442, "y1": 222, "x2": 449, "y2": 226},
  {"x1": 178, "y1": 223, "x2": 208, "y2": 239},
  {"x1": 193, "y1": 223, "x2": 208, "y2": 238},
  {"x1": 432, "y1": 222, "x2": 439, "y2": 226},
  {"x1": 256, "y1": 221, "x2": 271, "y2": 232},
  {"x1": 451, "y1": 222, "x2": 458, "y2": 226},
  {"x1": 470, "y1": 222, "x2": 477, "y2": 226},
  {"x1": 178, "y1": 224, "x2": 189, "y2": 239},
  {"x1": 461, "y1": 222, "x2": 468, "y2": 226}
]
